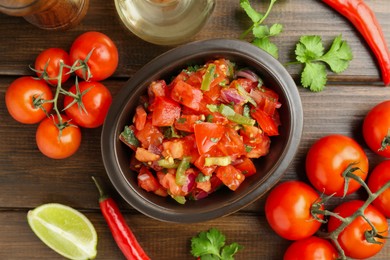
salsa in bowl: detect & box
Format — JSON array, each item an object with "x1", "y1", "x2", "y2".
[{"x1": 101, "y1": 39, "x2": 303, "y2": 223}]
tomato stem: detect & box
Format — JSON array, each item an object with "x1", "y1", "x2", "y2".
[
  {"x1": 316, "y1": 179, "x2": 390, "y2": 259},
  {"x1": 379, "y1": 129, "x2": 390, "y2": 151}
]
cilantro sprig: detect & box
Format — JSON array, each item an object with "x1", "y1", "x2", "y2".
[
  {"x1": 294, "y1": 35, "x2": 353, "y2": 92},
  {"x1": 191, "y1": 228, "x2": 243, "y2": 260},
  {"x1": 240, "y1": 0, "x2": 282, "y2": 59}
]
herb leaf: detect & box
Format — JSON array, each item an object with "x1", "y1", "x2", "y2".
[
  {"x1": 252, "y1": 37, "x2": 279, "y2": 59},
  {"x1": 240, "y1": 0, "x2": 263, "y2": 23},
  {"x1": 295, "y1": 35, "x2": 324, "y2": 63},
  {"x1": 319, "y1": 35, "x2": 353, "y2": 73},
  {"x1": 191, "y1": 228, "x2": 242, "y2": 260},
  {"x1": 294, "y1": 34, "x2": 353, "y2": 92},
  {"x1": 240, "y1": 0, "x2": 281, "y2": 58},
  {"x1": 301, "y1": 62, "x2": 327, "y2": 92}
]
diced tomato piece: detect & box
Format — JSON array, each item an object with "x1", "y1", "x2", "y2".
[
  {"x1": 162, "y1": 139, "x2": 184, "y2": 159},
  {"x1": 196, "y1": 180, "x2": 212, "y2": 192},
  {"x1": 230, "y1": 78, "x2": 258, "y2": 92},
  {"x1": 135, "y1": 147, "x2": 160, "y2": 162},
  {"x1": 151, "y1": 96, "x2": 181, "y2": 127},
  {"x1": 137, "y1": 166, "x2": 168, "y2": 197},
  {"x1": 207, "y1": 112, "x2": 229, "y2": 125},
  {"x1": 135, "y1": 120, "x2": 164, "y2": 148},
  {"x1": 194, "y1": 122, "x2": 225, "y2": 155},
  {"x1": 171, "y1": 80, "x2": 203, "y2": 111},
  {"x1": 174, "y1": 114, "x2": 204, "y2": 132},
  {"x1": 181, "y1": 134, "x2": 199, "y2": 162},
  {"x1": 194, "y1": 154, "x2": 217, "y2": 176},
  {"x1": 157, "y1": 170, "x2": 185, "y2": 196},
  {"x1": 234, "y1": 157, "x2": 257, "y2": 177},
  {"x1": 240, "y1": 125, "x2": 271, "y2": 158},
  {"x1": 133, "y1": 105, "x2": 147, "y2": 131},
  {"x1": 185, "y1": 70, "x2": 203, "y2": 88},
  {"x1": 250, "y1": 87, "x2": 281, "y2": 116},
  {"x1": 251, "y1": 108, "x2": 279, "y2": 136},
  {"x1": 216, "y1": 165, "x2": 245, "y2": 191},
  {"x1": 148, "y1": 80, "x2": 168, "y2": 98},
  {"x1": 217, "y1": 126, "x2": 246, "y2": 158},
  {"x1": 203, "y1": 81, "x2": 222, "y2": 101}
]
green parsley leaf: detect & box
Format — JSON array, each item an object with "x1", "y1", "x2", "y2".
[
  {"x1": 319, "y1": 35, "x2": 353, "y2": 73},
  {"x1": 191, "y1": 228, "x2": 243, "y2": 260},
  {"x1": 240, "y1": 0, "x2": 263, "y2": 23},
  {"x1": 252, "y1": 24, "x2": 269, "y2": 39},
  {"x1": 269, "y1": 23, "x2": 283, "y2": 36},
  {"x1": 301, "y1": 62, "x2": 327, "y2": 92},
  {"x1": 295, "y1": 35, "x2": 324, "y2": 63},
  {"x1": 240, "y1": 0, "x2": 281, "y2": 58},
  {"x1": 221, "y1": 243, "x2": 244, "y2": 260},
  {"x1": 293, "y1": 34, "x2": 353, "y2": 92},
  {"x1": 252, "y1": 37, "x2": 279, "y2": 59}
]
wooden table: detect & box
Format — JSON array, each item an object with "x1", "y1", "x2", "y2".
[{"x1": 0, "y1": 0, "x2": 389, "y2": 259}]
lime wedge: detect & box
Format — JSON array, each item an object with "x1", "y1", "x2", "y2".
[{"x1": 27, "y1": 203, "x2": 98, "y2": 260}]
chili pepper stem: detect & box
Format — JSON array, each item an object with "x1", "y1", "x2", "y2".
[{"x1": 92, "y1": 176, "x2": 109, "y2": 202}]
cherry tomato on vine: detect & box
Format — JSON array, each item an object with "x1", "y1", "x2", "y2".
[
  {"x1": 367, "y1": 160, "x2": 390, "y2": 218},
  {"x1": 36, "y1": 115, "x2": 81, "y2": 159},
  {"x1": 306, "y1": 134, "x2": 368, "y2": 196},
  {"x1": 34, "y1": 48, "x2": 71, "y2": 86},
  {"x1": 283, "y1": 236, "x2": 338, "y2": 260},
  {"x1": 63, "y1": 81, "x2": 112, "y2": 128},
  {"x1": 5, "y1": 77, "x2": 53, "y2": 124},
  {"x1": 363, "y1": 100, "x2": 390, "y2": 158},
  {"x1": 69, "y1": 31, "x2": 118, "y2": 81},
  {"x1": 327, "y1": 200, "x2": 388, "y2": 259},
  {"x1": 265, "y1": 181, "x2": 323, "y2": 241}
]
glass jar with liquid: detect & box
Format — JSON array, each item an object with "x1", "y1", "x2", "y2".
[
  {"x1": 0, "y1": 0, "x2": 89, "y2": 30},
  {"x1": 114, "y1": 0, "x2": 216, "y2": 45}
]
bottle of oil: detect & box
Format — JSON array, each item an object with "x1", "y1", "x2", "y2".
[
  {"x1": 114, "y1": 0, "x2": 215, "y2": 45},
  {"x1": 0, "y1": 0, "x2": 89, "y2": 30}
]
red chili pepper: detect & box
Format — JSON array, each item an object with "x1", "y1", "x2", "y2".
[
  {"x1": 322, "y1": 0, "x2": 390, "y2": 86},
  {"x1": 92, "y1": 177, "x2": 150, "y2": 260}
]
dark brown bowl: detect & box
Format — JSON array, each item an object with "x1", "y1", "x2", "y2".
[{"x1": 101, "y1": 39, "x2": 303, "y2": 223}]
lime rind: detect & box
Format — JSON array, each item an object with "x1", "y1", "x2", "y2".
[{"x1": 27, "y1": 203, "x2": 98, "y2": 260}]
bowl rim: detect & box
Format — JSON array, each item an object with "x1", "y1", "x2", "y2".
[{"x1": 101, "y1": 38, "x2": 303, "y2": 223}]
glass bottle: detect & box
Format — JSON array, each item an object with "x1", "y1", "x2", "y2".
[
  {"x1": 114, "y1": 0, "x2": 216, "y2": 45},
  {"x1": 0, "y1": 0, "x2": 89, "y2": 30}
]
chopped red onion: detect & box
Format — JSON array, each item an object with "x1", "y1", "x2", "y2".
[
  {"x1": 182, "y1": 173, "x2": 196, "y2": 193},
  {"x1": 235, "y1": 69, "x2": 262, "y2": 84},
  {"x1": 220, "y1": 88, "x2": 245, "y2": 105}
]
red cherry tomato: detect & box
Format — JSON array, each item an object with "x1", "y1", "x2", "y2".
[
  {"x1": 367, "y1": 160, "x2": 390, "y2": 218},
  {"x1": 63, "y1": 81, "x2": 112, "y2": 128},
  {"x1": 363, "y1": 100, "x2": 390, "y2": 158},
  {"x1": 36, "y1": 115, "x2": 81, "y2": 159},
  {"x1": 305, "y1": 134, "x2": 368, "y2": 196},
  {"x1": 34, "y1": 48, "x2": 71, "y2": 86},
  {"x1": 283, "y1": 236, "x2": 338, "y2": 260},
  {"x1": 5, "y1": 77, "x2": 53, "y2": 124},
  {"x1": 69, "y1": 31, "x2": 118, "y2": 81},
  {"x1": 327, "y1": 200, "x2": 388, "y2": 259},
  {"x1": 265, "y1": 181, "x2": 323, "y2": 240}
]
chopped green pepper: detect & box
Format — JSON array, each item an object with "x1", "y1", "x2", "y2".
[
  {"x1": 120, "y1": 126, "x2": 140, "y2": 147},
  {"x1": 201, "y1": 64, "x2": 216, "y2": 91},
  {"x1": 158, "y1": 158, "x2": 179, "y2": 169},
  {"x1": 204, "y1": 156, "x2": 232, "y2": 167},
  {"x1": 219, "y1": 104, "x2": 255, "y2": 126},
  {"x1": 175, "y1": 156, "x2": 192, "y2": 185}
]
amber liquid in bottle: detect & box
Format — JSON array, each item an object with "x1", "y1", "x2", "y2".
[
  {"x1": 0, "y1": 0, "x2": 89, "y2": 30},
  {"x1": 114, "y1": 0, "x2": 215, "y2": 45}
]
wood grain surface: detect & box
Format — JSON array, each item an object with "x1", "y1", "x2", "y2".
[{"x1": 0, "y1": 0, "x2": 389, "y2": 259}]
